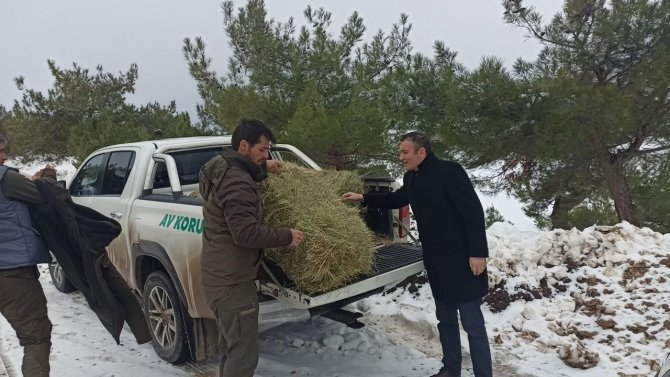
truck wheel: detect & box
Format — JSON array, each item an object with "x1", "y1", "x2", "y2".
[
  {"x1": 48, "y1": 258, "x2": 77, "y2": 293},
  {"x1": 143, "y1": 271, "x2": 190, "y2": 364}
]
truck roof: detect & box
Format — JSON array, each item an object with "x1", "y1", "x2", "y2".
[
  {"x1": 84, "y1": 135, "x2": 322, "y2": 170},
  {"x1": 91, "y1": 136, "x2": 233, "y2": 153}
]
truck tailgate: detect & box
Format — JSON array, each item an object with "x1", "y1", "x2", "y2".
[{"x1": 260, "y1": 243, "x2": 424, "y2": 309}]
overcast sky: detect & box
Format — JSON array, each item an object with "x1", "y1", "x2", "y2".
[{"x1": 1, "y1": 0, "x2": 563, "y2": 116}]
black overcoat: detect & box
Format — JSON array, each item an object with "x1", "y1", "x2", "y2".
[
  {"x1": 364, "y1": 153, "x2": 489, "y2": 304},
  {"x1": 33, "y1": 178, "x2": 151, "y2": 345}
]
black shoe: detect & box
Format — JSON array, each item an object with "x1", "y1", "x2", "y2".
[{"x1": 429, "y1": 367, "x2": 460, "y2": 377}]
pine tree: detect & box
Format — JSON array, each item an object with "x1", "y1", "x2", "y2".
[
  {"x1": 497, "y1": 0, "x2": 670, "y2": 226},
  {"x1": 0, "y1": 105, "x2": 8, "y2": 136},
  {"x1": 485, "y1": 206, "x2": 509, "y2": 228},
  {"x1": 183, "y1": 0, "x2": 414, "y2": 170},
  {"x1": 5, "y1": 60, "x2": 202, "y2": 163}
]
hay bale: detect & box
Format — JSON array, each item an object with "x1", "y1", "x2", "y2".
[{"x1": 261, "y1": 163, "x2": 376, "y2": 293}]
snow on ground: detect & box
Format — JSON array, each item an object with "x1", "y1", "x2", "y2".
[
  {"x1": 253, "y1": 318, "x2": 440, "y2": 377},
  {"x1": 356, "y1": 222, "x2": 670, "y2": 377},
  {"x1": 2, "y1": 160, "x2": 669, "y2": 376},
  {"x1": 1, "y1": 224, "x2": 667, "y2": 377},
  {"x1": 0, "y1": 265, "x2": 190, "y2": 377},
  {"x1": 0, "y1": 266, "x2": 441, "y2": 377}
]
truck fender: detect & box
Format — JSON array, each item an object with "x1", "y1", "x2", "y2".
[{"x1": 132, "y1": 240, "x2": 196, "y2": 360}]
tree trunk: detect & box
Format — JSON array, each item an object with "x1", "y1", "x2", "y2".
[
  {"x1": 550, "y1": 193, "x2": 586, "y2": 230},
  {"x1": 593, "y1": 140, "x2": 640, "y2": 226},
  {"x1": 549, "y1": 196, "x2": 570, "y2": 230}
]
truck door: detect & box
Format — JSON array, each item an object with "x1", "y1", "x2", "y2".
[{"x1": 69, "y1": 149, "x2": 138, "y2": 285}]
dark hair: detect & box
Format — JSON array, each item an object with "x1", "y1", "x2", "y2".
[
  {"x1": 400, "y1": 131, "x2": 432, "y2": 155},
  {"x1": 0, "y1": 132, "x2": 6, "y2": 147},
  {"x1": 231, "y1": 119, "x2": 276, "y2": 151}
]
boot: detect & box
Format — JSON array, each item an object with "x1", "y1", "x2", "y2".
[{"x1": 429, "y1": 367, "x2": 460, "y2": 377}]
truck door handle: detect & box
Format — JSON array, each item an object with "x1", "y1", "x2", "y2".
[{"x1": 110, "y1": 211, "x2": 123, "y2": 219}]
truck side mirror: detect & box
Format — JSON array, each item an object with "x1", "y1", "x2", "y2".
[{"x1": 57, "y1": 180, "x2": 66, "y2": 189}]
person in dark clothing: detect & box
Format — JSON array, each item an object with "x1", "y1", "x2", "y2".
[
  {"x1": 199, "y1": 119, "x2": 304, "y2": 377},
  {"x1": 0, "y1": 133, "x2": 53, "y2": 377},
  {"x1": 341, "y1": 131, "x2": 492, "y2": 377},
  {"x1": 1, "y1": 133, "x2": 150, "y2": 377}
]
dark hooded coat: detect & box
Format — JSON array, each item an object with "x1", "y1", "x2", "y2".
[{"x1": 33, "y1": 178, "x2": 150, "y2": 345}]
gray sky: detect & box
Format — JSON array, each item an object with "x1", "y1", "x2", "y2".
[{"x1": 1, "y1": 0, "x2": 563, "y2": 116}]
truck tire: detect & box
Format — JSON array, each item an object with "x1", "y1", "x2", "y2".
[
  {"x1": 143, "y1": 271, "x2": 190, "y2": 364},
  {"x1": 48, "y1": 258, "x2": 77, "y2": 293}
]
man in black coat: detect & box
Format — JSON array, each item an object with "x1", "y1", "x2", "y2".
[{"x1": 342, "y1": 132, "x2": 492, "y2": 377}]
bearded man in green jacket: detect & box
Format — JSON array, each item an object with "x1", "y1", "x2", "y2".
[{"x1": 199, "y1": 119, "x2": 304, "y2": 377}]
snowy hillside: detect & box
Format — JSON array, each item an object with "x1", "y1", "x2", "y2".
[{"x1": 358, "y1": 222, "x2": 670, "y2": 376}]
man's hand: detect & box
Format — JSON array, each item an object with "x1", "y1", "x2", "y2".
[
  {"x1": 290, "y1": 229, "x2": 304, "y2": 247},
  {"x1": 469, "y1": 257, "x2": 487, "y2": 276},
  {"x1": 340, "y1": 192, "x2": 364, "y2": 202},
  {"x1": 265, "y1": 160, "x2": 283, "y2": 174}
]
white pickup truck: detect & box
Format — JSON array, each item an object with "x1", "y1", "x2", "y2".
[{"x1": 50, "y1": 136, "x2": 424, "y2": 363}]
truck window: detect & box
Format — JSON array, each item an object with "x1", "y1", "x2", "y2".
[
  {"x1": 100, "y1": 151, "x2": 135, "y2": 195},
  {"x1": 151, "y1": 148, "x2": 221, "y2": 193},
  {"x1": 172, "y1": 148, "x2": 221, "y2": 185},
  {"x1": 70, "y1": 153, "x2": 106, "y2": 196},
  {"x1": 153, "y1": 161, "x2": 170, "y2": 190}
]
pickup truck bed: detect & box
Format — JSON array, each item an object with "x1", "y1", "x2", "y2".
[{"x1": 261, "y1": 243, "x2": 424, "y2": 309}]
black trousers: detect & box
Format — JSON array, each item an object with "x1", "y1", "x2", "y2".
[{"x1": 436, "y1": 297, "x2": 492, "y2": 377}]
